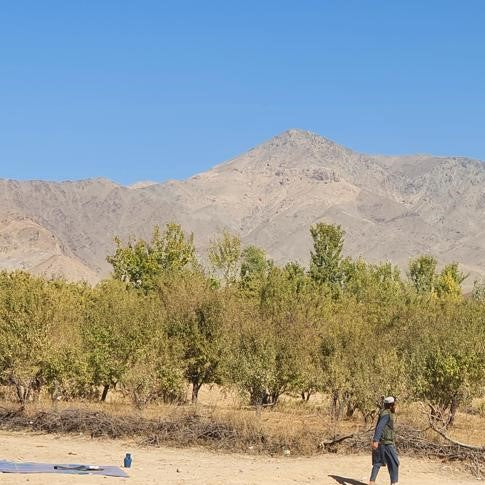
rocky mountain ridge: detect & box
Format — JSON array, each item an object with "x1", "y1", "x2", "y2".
[{"x1": 1, "y1": 129, "x2": 484, "y2": 286}]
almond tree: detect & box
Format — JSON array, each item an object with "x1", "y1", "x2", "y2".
[
  {"x1": 208, "y1": 230, "x2": 242, "y2": 284},
  {"x1": 408, "y1": 255, "x2": 437, "y2": 294},
  {"x1": 0, "y1": 272, "x2": 56, "y2": 404},
  {"x1": 406, "y1": 300, "x2": 485, "y2": 428},
  {"x1": 107, "y1": 223, "x2": 197, "y2": 291},
  {"x1": 160, "y1": 271, "x2": 227, "y2": 403},
  {"x1": 309, "y1": 223, "x2": 345, "y2": 290},
  {"x1": 82, "y1": 280, "x2": 158, "y2": 401}
]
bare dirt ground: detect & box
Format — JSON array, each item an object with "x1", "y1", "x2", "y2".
[{"x1": 0, "y1": 431, "x2": 479, "y2": 484}]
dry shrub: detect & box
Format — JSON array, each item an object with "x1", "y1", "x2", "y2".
[
  {"x1": 0, "y1": 404, "x2": 325, "y2": 455},
  {"x1": 0, "y1": 402, "x2": 483, "y2": 477}
]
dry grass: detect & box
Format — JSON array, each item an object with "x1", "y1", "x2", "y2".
[
  {"x1": 0, "y1": 403, "x2": 326, "y2": 455},
  {"x1": 394, "y1": 400, "x2": 485, "y2": 447},
  {"x1": 0, "y1": 387, "x2": 483, "y2": 477}
]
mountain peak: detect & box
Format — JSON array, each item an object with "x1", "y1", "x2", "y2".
[
  {"x1": 281, "y1": 128, "x2": 315, "y2": 138},
  {"x1": 275, "y1": 128, "x2": 334, "y2": 142},
  {"x1": 234, "y1": 129, "x2": 352, "y2": 172},
  {"x1": 263, "y1": 129, "x2": 348, "y2": 154}
]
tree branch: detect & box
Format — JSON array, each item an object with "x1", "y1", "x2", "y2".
[
  {"x1": 428, "y1": 421, "x2": 485, "y2": 452},
  {"x1": 319, "y1": 426, "x2": 374, "y2": 448}
]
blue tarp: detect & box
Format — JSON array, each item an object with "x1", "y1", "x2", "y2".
[{"x1": 0, "y1": 460, "x2": 128, "y2": 477}]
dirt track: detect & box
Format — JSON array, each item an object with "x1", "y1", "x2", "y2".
[{"x1": 0, "y1": 431, "x2": 479, "y2": 484}]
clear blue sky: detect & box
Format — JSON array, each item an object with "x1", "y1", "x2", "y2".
[{"x1": 1, "y1": 1, "x2": 484, "y2": 184}]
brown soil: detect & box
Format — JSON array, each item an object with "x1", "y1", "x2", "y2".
[{"x1": 0, "y1": 431, "x2": 479, "y2": 484}]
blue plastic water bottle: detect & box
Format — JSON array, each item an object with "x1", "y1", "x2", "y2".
[{"x1": 124, "y1": 453, "x2": 132, "y2": 468}]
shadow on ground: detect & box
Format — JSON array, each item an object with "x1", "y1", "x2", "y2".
[{"x1": 329, "y1": 475, "x2": 367, "y2": 485}]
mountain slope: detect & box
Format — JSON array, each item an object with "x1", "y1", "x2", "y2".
[
  {"x1": 0, "y1": 129, "x2": 484, "y2": 284},
  {"x1": 0, "y1": 214, "x2": 98, "y2": 282}
]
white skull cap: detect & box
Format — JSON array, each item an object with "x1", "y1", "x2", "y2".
[{"x1": 383, "y1": 396, "x2": 395, "y2": 404}]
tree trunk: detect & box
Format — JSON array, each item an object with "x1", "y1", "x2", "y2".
[
  {"x1": 331, "y1": 391, "x2": 341, "y2": 419},
  {"x1": 301, "y1": 391, "x2": 312, "y2": 402},
  {"x1": 15, "y1": 385, "x2": 27, "y2": 404},
  {"x1": 191, "y1": 381, "x2": 202, "y2": 403},
  {"x1": 250, "y1": 389, "x2": 263, "y2": 406},
  {"x1": 270, "y1": 392, "x2": 280, "y2": 405},
  {"x1": 31, "y1": 377, "x2": 42, "y2": 402},
  {"x1": 346, "y1": 404, "x2": 355, "y2": 418},
  {"x1": 262, "y1": 391, "x2": 272, "y2": 406},
  {"x1": 250, "y1": 388, "x2": 269, "y2": 407},
  {"x1": 14, "y1": 380, "x2": 32, "y2": 405},
  {"x1": 447, "y1": 397, "x2": 459, "y2": 428},
  {"x1": 101, "y1": 384, "x2": 110, "y2": 402}
]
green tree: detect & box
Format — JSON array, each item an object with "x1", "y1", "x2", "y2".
[
  {"x1": 82, "y1": 280, "x2": 158, "y2": 401},
  {"x1": 319, "y1": 300, "x2": 405, "y2": 421},
  {"x1": 227, "y1": 264, "x2": 321, "y2": 406},
  {"x1": 160, "y1": 272, "x2": 226, "y2": 403},
  {"x1": 0, "y1": 272, "x2": 56, "y2": 404},
  {"x1": 107, "y1": 223, "x2": 197, "y2": 290},
  {"x1": 240, "y1": 245, "x2": 272, "y2": 294},
  {"x1": 121, "y1": 327, "x2": 185, "y2": 408},
  {"x1": 434, "y1": 263, "x2": 467, "y2": 299},
  {"x1": 406, "y1": 301, "x2": 485, "y2": 428},
  {"x1": 208, "y1": 230, "x2": 241, "y2": 284},
  {"x1": 309, "y1": 223, "x2": 345, "y2": 289},
  {"x1": 225, "y1": 303, "x2": 302, "y2": 406},
  {"x1": 342, "y1": 259, "x2": 404, "y2": 304},
  {"x1": 408, "y1": 255, "x2": 437, "y2": 294},
  {"x1": 41, "y1": 280, "x2": 93, "y2": 401}
]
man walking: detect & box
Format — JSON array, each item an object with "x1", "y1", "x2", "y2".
[{"x1": 369, "y1": 396, "x2": 399, "y2": 485}]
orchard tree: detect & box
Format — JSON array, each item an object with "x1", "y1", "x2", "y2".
[
  {"x1": 122, "y1": 329, "x2": 185, "y2": 408},
  {"x1": 406, "y1": 301, "x2": 485, "y2": 428},
  {"x1": 0, "y1": 272, "x2": 56, "y2": 403},
  {"x1": 82, "y1": 280, "x2": 159, "y2": 401},
  {"x1": 41, "y1": 280, "x2": 93, "y2": 401},
  {"x1": 318, "y1": 301, "x2": 405, "y2": 421},
  {"x1": 107, "y1": 223, "x2": 197, "y2": 290},
  {"x1": 160, "y1": 272, "x2": 227, "y2": 403},
  {"x1": 208, "y1": 230, "x2": 241, "y2": 284},
  {"x1": 408, "y1": 255, "x2": 437, "y2": 294},
  {"x1": 342, "y1": 259, "x2": 404, "y2": 304},
  {"x1": 226, "y1": 307, "x2": 279, "y2": 406},
  {"x1": 309, "y1": 223, "x2": 345, "y2": 289},
  {"x1": 434, "y1": 263, "x2": 467, "y2": 299},
  {"x1": 227, "y1": 264, "x2": 321, "y2": 406},
  {"x1": 225, "y1": 306, "x2": 304, "y2": 406},
  {"x1": 240, "y1": 245, "x2": 272, "y2": 294}
]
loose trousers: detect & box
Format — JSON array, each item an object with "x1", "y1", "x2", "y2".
[{"x1": 370, "y1": 443, "x2": 399, "y2": 483}]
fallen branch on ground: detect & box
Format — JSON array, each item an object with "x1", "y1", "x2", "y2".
[
  {"x1": 428, "y1": 420, "x2": 485, "y2": 452},
  {"x1": 0, "y1": 405, "x2": 482, "y2": 478},
  {"x1": 319, "y1": 426, "x2": 374, "y2": 448}
]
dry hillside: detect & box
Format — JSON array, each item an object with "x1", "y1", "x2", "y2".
[{"x1": 0, "y1": 129, "x2": 484, "y2": 285}]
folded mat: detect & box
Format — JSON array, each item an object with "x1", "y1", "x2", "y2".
[{"x1": 0, "y1": 460, "x2": 128, "y2": 477}]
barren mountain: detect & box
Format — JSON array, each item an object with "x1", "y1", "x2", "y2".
[
  {"x1": 0, "y1": 214, "x2": 98, "y2": 282},
  {"x1": 0, "y1": 129, "x2": 484, "y2": 285}
]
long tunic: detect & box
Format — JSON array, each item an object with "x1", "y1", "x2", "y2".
[{"x1": 372, "y1": 410, "x2": 399, "y2": 472}]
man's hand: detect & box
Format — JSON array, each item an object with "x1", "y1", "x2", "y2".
[{"x1": 372, "y1": 441, "x2": 379, "y2": 450}]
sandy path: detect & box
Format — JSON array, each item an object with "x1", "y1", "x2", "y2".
[{"x1": 0, "y1": 431, "x2": 478, "y2": 484}]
